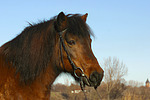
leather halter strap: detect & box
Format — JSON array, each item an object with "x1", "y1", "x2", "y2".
[{"x1": 58, "y1": 29, "x2": 85, "y2": 79}]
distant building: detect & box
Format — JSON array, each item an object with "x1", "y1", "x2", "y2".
[
  {"x1": 71, "y1": 89, "x2": 82, "y2": 94},
  {"x1": 71, "y1": 89, "x2": 87, "y2": 94},
  {"x1": 146, "y1": 79, "x2": 150, "y2": 87}
]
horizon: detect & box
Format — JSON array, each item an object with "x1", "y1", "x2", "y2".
[{"x1": 0, "y1": 0, "x2": 150, "y2": 86}]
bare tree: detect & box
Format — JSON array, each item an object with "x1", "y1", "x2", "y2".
[
  {"x1": 103, "y1": 57, "x2": 128, "y2": 100},
  {"x1": 127, "y1": 80, "x2": 143, "y2": 87}
]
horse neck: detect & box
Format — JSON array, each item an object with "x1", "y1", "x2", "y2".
[
  {"x1": 0, "y1": 39, "x2": 62, "y2": 100},
  {"x1": 22, "y1": 35, "x2": 62, "y2": 99},
  {"x1": 23, "y1": 46, "x2": 62, "y2": 99},
  {"x1": 26, "y1": 64, "x2": 60, "y2": 99}
]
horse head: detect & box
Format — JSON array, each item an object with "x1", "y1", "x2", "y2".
[{"x1": 55, "y1": 12, "x2": 104, "y2": 89}]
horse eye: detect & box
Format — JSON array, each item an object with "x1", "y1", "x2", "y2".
[{"x1": 68, "y1": 40, "x2": 76, "y2": 45}]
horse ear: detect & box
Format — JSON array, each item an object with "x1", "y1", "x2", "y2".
[
  {"x1": 81, "y1": 13, "x2": 88, "y2": 22},
  {"x1": 55, "y1": 12, "x2": 67, "y2": 32}
]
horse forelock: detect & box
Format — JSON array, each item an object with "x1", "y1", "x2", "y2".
[{"x1": 67, "y1": 14, "x2": 94, "y2": 38}]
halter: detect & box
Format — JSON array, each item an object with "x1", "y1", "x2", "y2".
[{"x1": 58, "y1": 29, "x2": 85, "y2": 79}]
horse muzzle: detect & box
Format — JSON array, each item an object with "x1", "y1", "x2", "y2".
[{"x1": 80, "y1": 71, "x2": 104, "y2": 89}]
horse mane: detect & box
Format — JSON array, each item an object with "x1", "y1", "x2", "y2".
[{"x1": 0, "y1": 14, "x2": 93, "y2": 83}]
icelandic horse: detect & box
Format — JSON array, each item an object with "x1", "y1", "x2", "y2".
[{"x1": 0, "y1": 12, "x2": 104, "y2": 100}]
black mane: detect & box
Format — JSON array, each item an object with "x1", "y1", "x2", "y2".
[
  {"x1": 1, "y1": 14, "x2": 93, "y2": 83},
  {"x1": 67, "y1": 14, "x2": 94, "y2": 37}
]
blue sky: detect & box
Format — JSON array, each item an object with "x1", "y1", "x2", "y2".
[{"x1": 0, "y1": 0, "x2": 150, "y2": 85}]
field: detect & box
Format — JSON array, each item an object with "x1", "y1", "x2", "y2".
[{"x1": 50, "y1": 83, "x2": 150, "y2": 100}]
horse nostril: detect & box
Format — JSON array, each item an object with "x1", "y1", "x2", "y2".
[
  {"x1": 90, "y1": 71, "x2": 99, "y2": 82},
  {"x1": 89, "y1": 71, "x2": 103, "y2": 87}
]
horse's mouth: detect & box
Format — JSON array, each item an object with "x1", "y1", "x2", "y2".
[
  {"x1": 80, "y1": 76, "x2": 101, "y2": 89},
  {"x1": 80, "y1": 72, "x2": 103, "y2": 89}
]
